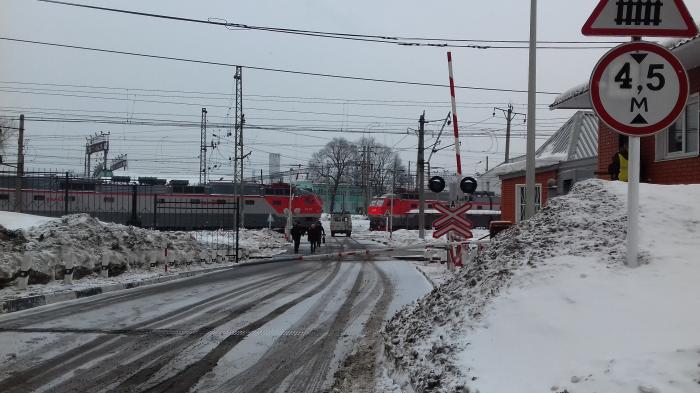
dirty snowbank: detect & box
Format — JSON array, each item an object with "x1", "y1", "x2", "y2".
[
  {"x1": 383, "y1": 179, "x2": 632, "y2": 392},
  {"x1": 0, "y1": 213, "x2": 288, "y2": 288}
]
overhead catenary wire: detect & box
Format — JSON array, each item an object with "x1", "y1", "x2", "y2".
[
  {"x1": 38, "y1": 0, "x2": 620, "y2": 50},
  {"x1": 0, "y1": 80, "x2": 557, "y2": 107},
  {"x1": 0, "y1": 36, "x2": 562, "y2": 95}
]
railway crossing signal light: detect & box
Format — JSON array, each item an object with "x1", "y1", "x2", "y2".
[
  {"x1": 428, "y1": 176, "x2": 478, "y2": 194},
  {"x1": 428, "y1": 176, "x2": 446, "y2": 193},
  {"x1": 460, "y1": 177, "x2": 478, "y2": 194}
]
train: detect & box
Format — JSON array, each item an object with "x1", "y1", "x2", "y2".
[
  {"x1": 367, "y1": 189, "x2": 500, "y2": 231},
  {"x1": 0, "y1": 173, "x2": 323, "y2": 230}
]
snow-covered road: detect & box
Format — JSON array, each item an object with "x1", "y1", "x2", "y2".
[{"x1": 0, "y1": 238, "x2": 432, "y2": 393}]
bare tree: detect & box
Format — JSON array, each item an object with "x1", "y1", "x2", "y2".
[
  {"x1": 0, "y1": 118, "x2": 18, "y2": 168},
  {"x1": 308, "y1": 138, "x2": 358, "y2": 213}
]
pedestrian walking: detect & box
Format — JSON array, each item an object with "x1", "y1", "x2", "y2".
[
  {"x1": 291, "y1": 222, "x2": 305, "y2": 254},
  {"x1": 317, "y1": 221, "x2": 325, "y2": 249},
  {"x1": 308, "y1": 223, "x2": 321, "y2": 253}
]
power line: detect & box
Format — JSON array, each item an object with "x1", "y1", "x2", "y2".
[
  {"x1": 0, "y1": 36, "x2": 562, "y2": 95},
  {"x1": 38, "y1": 0, "x2": 619, "y2": 50},
  {"x1": 0, "y1": 80, "x2": 556, "y2": 106}
]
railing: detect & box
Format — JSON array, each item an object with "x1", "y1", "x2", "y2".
[{"x1": 0, "y1": 171, "x2": 240, "y2": 230}]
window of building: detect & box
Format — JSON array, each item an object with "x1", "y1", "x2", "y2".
[
  {"x1": 656, "y1": 94, "x2": 699, "y2": 160},
  {"x1": 271, "y1": 200, "x2": 282, "y2": 206},
  {"x1": 515, "y1": 184, "x2": 542, "y2": 223},
  {"x1": 104, "y1": 197, "x2": 115, "y2": 203},
  {"x1": 217, "y1": 199, "x2": 227, "y2": 204},
  {"x1": 33, "y1": 195, "x2": 45, "y2": 201},
  {"x1": 67, "y1": 196, "x2": 76, "y2": 202},
  {"x1": 0, "y1": 194, "x2": 9, "y2": 201},
  {"x1": 245, "y1": 199, "x2": 255, "y2": 205}
]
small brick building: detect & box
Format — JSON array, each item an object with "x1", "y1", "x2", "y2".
[
  {"x1": 551, "y1": 34, "x2": 700, "y2": 185},
  {"x1": 485, "y1": 111, "x2": 599, "y2": 223}
]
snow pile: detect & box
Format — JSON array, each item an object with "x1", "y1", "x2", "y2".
[
  {"x1": 383, "y1": 179, "x2": 632, "y2": 392},
  {"x1": 195, "y1": 228, "x2": 288, "y2": 258},
  {"x1": 0, "y1": 213, "x2": 289, "y2": 288}
]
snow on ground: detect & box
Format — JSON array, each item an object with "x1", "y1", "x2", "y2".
[
  {"x1": 0, "y1": 211, "x2": 58, "y2": 230},
  {"x1": 0, "y1": 213, "x2": 289, "y2": 291},
  {"x1": 411, "y1": 261, "x2": 453, "y2": 287},
  {"x1": 384, "y1": 179, "x2": 700, "y2": 393},
  {"x1": 193, "y1": 228, "x2": 288, "y2": 258}
]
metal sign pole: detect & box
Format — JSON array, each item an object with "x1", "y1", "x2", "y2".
[{"x1": 627, "y1": 136, "x2": 640, "y2": 267}]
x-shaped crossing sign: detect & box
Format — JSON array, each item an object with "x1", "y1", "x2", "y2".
[
  {"x1": 433, "y1": 222, "x2": 473, "y2": 239},
  {"x1": 432, "y1": 203, "x2": 473, "y2": 229},
  {"x1": 432, "y1": 203, "x2": 474, "y2": 239}
]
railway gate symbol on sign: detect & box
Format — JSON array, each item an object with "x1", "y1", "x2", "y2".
[
  {"x1": 590, "y1": 41, "x2": 689, "y2": 136},
  {"x1": 432, "y1": 203, "x2": 473, "y2": 239},
  {"x1": 582, "y1": 0, "x2": 698, "y2": 37}
]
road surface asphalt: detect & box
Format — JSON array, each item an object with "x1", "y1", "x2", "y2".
[{"x1": 0, "y1": 236, "x2": 429, "y2": 393}]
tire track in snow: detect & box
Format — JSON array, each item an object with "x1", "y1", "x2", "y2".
[
  {"x1": 0, "y1": 262, "x2": 296, "y2": 329},
  {"x1": 329, "y1": 262, "x2": 394, "y2": 393},
  {"x1": 0, "y1": 265, "x2": 320, "y2": 393},
  {"x1": 124, "y1": 261, "x2": 343, "y2": 393},
  {"x1": 47, "y1": 265, "x2": 331, "y2": 393},
  {"x1": 223, "y1": 262, "x2": 372, "y2": 393}
]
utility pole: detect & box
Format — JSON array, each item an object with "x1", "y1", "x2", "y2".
[
  {"x1": 14, "y1": 115, "x2": 24, "y2": 212},
  {"x1": 199, "y1": 108, "x2": 208, "y2": 185},
  {"x1": 233, "y1": 66, "x2": 244, "y2": 262},
  {"x1": 418, "y1": 112, "x2": 426, "y2": 239},
  {"x1": 494, "y1": 104, "x2": 526, "y2": 163},
  {"x1": 525, "y1": 0, "x2": 538, "y2": 220}
]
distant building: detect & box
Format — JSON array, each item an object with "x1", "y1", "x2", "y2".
[
  {"x1": 295, "y1": 181, "x2": 366, "y2": 214},
  {"x1": 485, "y1": 111, "x2": 599, "y2": 223},
  {"x1": 551, "y1": 32, "x2": 700, "y2": 185}
]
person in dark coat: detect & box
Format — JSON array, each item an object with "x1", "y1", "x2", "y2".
[
  {"x1": 291, "y1": 222, "x2": 305, "y2": 254},
  {"x1": 317, "y1": 221, "x2": 325, "y2": 249},
  {"x1": 307, "y1": 223, "x2": 322, "y2": 253}
]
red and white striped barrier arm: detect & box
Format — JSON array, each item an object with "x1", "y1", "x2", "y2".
[{"x1": 447, "y1": 51, "x2": 462, "y2": 176}]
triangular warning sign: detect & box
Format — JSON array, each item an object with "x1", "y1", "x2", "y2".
[
  {"x1": 631, "y1": 114, "x2": 648, "y2": 125},
  {"x1": 630, "y1": 53, "x2": 648, "y2": 64},
  {"x1": 582, "y1": 0, "x2": 698, "y2": 37}
]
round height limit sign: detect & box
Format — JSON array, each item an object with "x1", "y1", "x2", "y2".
[{"x1": 591, "y1": 41, "x2": 689, "y2": 136}]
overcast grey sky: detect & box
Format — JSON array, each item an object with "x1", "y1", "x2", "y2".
[{"x1": 2, "y1": 0, "x2": 699, "y2": 182}]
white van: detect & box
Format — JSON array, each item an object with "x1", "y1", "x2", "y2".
[{"x1": 330, "y1": 213, "x2": 352, "y2": 237}]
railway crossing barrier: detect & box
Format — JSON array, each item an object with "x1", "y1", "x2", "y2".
[{"x1": 17, "y1": 253, "x2": 31, "y2": 290}]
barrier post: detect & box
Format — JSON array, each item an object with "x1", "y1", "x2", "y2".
[
  {"x1": 100, "y1": 252, "x2": 110, "y2": 278},
  {"x1": 17, "y1": 252, "x2": 31, "y2": 290},
  {"x1": 63, "y1": 247, "x2": 74, "y2": 285}
]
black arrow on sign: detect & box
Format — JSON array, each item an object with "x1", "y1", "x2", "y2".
[
  {"x1": 631, "y1": 114, "x2": 648, "y2": 124},
  {"x1": 631, "y1": 53, "x2": 648, "y2": 64}
]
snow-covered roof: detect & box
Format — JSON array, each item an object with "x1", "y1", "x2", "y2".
[
  {"x1": 487, "y1": 111, "x2": 599, "y2": 177},
  {"x1": 551, "y1": 28, "x2": 700, "y2": 110}
]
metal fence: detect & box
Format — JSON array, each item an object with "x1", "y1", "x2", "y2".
[{"x1": 0, "y1": 171, "x2": 240, "y2": 230}]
